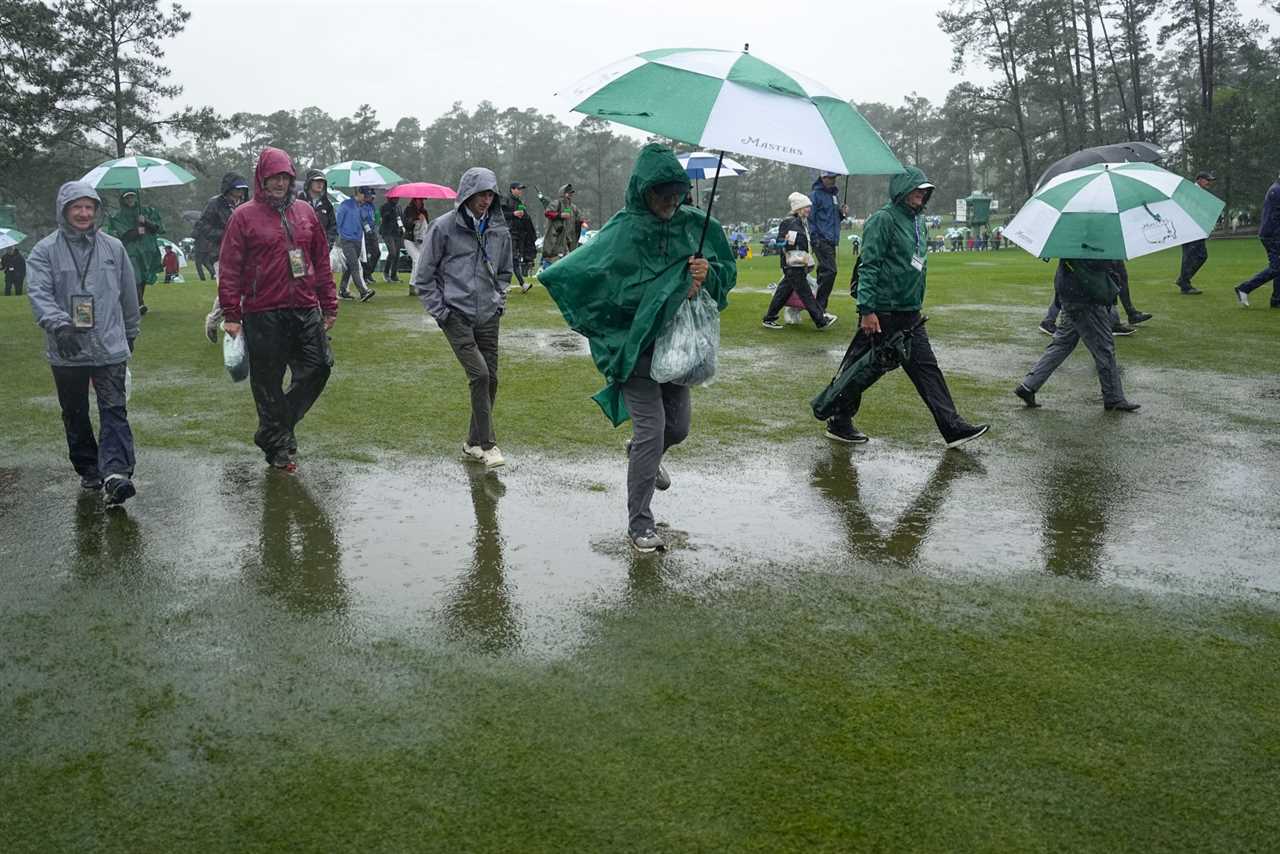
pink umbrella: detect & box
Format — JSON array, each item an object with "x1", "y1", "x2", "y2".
[{"x1": 386, "y1": 182, "x2": 456, "y2": 200}]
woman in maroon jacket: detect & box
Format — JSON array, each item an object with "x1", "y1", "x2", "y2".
[{"x1": 218, "y1": 147, "x2": 338, "y2": 471}]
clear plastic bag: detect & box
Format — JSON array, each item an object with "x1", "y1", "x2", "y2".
[
  {"x1": 650, "y1": 288, "x2": 720, "y2": 386},
  {"x1": 223, "y1": 330, "x2": 249, "y2": 382},
  {"x1": 329, "y1": 244, "x2": 346, "y2": 274}
]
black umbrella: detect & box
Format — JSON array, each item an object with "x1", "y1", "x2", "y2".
[{"x1": 1035, "y1": 141, "x2": 1164, "y2": 191}]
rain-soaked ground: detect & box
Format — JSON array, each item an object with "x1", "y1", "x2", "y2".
[{"x1": 3, "y1": 379, "x2": 1278, "y2": 658}]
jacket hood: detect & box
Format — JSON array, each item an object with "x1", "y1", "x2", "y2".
[
  {"x1": 57, "y1": 181, "x2": 103, "y2": 236},
  {"x1": 889, "y1": 166, "x2": 933, "y2": 207},
  {"x1": 220, "y1": 171, "x2": 249, "y2": 195},
  {"x1": 302, "y1": 168, "x2": 327, "y2": 191},
  {"x1": 623, "y1": 144, "x2": 691, "y2": 214},
  {"x1": 455, "y1": 167, "x2": 500, "y2": 211},
  {"x1": 253, "y1": 147, "x2": 296, "y2": 201}
]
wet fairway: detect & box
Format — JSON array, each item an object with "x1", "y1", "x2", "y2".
[{"x1": 3, "y1": 242, "x2": 1280, "y2": 850}]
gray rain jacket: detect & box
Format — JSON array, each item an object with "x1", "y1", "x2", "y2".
[
  {"x1": 414, "y1": 167, "x2": 513, "y2": 325},
  {"x1": 27, "y1": 181, "x2": 141, "y2": 367}
]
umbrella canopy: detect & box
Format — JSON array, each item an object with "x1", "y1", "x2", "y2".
[
  {"x1": 1035, "y1": 141, "x2": 1163, "y2": 191},
  {"x1": 1005, "y1": 162, "x2": 1224, "y2": 261},
  {"x1": 678, "y1": 151, "x2": 748, "y2": 180},
  {"x1": 157, "y1": 237, "x2": 187, "y2": 269},
  {"x1": 0, "y1": 227, "x2": 27, "y2": 250},
  {"x1": 322, "y1": 160, "x2": 404, "y2": 188},
  {"x1": 81, "y1": 156, "x2": 197, "y2": 190},
  {"x1": 386, "y1": 182, "x2": 457, "y2": 200},
  {"x1": 562, "y1": 47, "x2": 903, "y2": 175}
]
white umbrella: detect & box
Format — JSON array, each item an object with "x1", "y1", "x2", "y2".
[
  {"x1": 0, "y1": 227, "x2": 27, "y2": 251},
  {"x1": 81, "y1": 156, "x2": 197, "y2": 190}
]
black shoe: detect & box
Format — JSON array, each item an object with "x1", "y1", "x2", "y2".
[
  {"x1": 762, "y1": 318, "x2": 783, "y2": 330},
  {"x1": 1037, "y1": 320, "x2": 1056, "y2": 336},
  {"x1": 1128, "y1": 311, "x2": 1153, "y2": 324},
  {"x1": 945, "y1": 423, "x2": 989, "y2": 449},
  {"x1": 824, "y1": 419, "x2": 869, "y2": 444},
  {"x1": 1014, "y1": 384, "x2": 1041, "y2": 408},
  {"x1": 138, "y1": 304, "x2": 149, "y2": 316},
  {"x1": 268, "y1": 450, "x2": 297, "y2": 472},
  {"x1": 1104, "y1": 401, "x2": 1141, "y2": 412},
  {"x1": 359, "y1": 288, "x2": 376, "y2": 302},
  {"x1": 1112, "y1": 323, "x2": 1136, "y2": 336},
  {"x1": 1179, "y1": 286, "x2": 1202, "y2": 295},
  {"x1": 103, "y1": 474, "x2": 136, "y2": 506},
  {"x1": 80, "y1": 474, "x2": 103, "y2": 490},
  {"x1": 338, "y1": 291, "x2": 355, "y2": 300}
]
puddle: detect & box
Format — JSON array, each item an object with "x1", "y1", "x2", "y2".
[{"x1": 501, "y1": 328, "x2": 591, "y2": 358}]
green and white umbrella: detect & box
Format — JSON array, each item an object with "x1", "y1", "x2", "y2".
[
  {"x1": 322, "y1": 161, "x2": 404, "y2": 189},
  {"x1": 1005, "y1": 162, "x2": 1224, "y2": 260},
  {"x1": 0, "y1": 227, "x2": 27, "y2": 250},
  {"x1": 562, "y1": 47, "x2": 903, "y2": 175},
  {"x1": 81, "y1": 156, "x2": 197, "y2": 190}
]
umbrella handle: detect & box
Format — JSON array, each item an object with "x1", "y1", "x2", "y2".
[{"x1": 694, "y1": 150, "x2": 726, "y2": 259}]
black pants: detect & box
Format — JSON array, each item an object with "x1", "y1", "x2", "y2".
[
  {"x1": 812, "y1": 237, "x2": 838, "y2": 311},
  {"x1": 829, "y1": 311, "x2": 968, "y2": 441},
  {"x1": 382, "y1": 233, "x2": 403, "y2": 280},
  {"x1": 4, "y1": 276, "x2": 23, "y2": 295},
  {"x1": 1239, "y1": 239, "x2": 1280, "y2": 303},
  {"x1": 51, "y1": 362, "x2": 135, "y2": 480},
  {"x1": 1177, "y1": 240, "x2": 1208, "y2": 290},
  {"x1": 243, "y1": 308, "x2": 333, "y2": 460},
  {"x1": 362, "y1": 233, "x2": 381, "y2": 281},
  {"x1": 764, "y1": 267, "x2": 825, "y2": 325},
  {"x1": 1111, "y1": 262, "x2": 1140, "y2": 319},
  {"x1": 194, "y1": 254, "x2": 216, "y2": 281}
]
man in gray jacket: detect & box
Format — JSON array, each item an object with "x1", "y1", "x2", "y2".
[
  {"x1": 27, "y1": 181, "x2": 142, "y2": 505},
  {"x1": 414, "y1": 167, "x2": 513, "y2": 468}
]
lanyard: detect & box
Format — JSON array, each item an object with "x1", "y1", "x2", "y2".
[
  {"x1": 913, "y1": 216, "x2": 923, "y2": 254},
  {"x1": 61, "y1": 232, "x2": 98, "y2": 291},
  {"x1": 279, "y1": 210, "x2": 297, "y2": 249}
]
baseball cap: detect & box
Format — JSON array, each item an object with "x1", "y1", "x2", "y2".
[
  {"x1": 1195, "y1": 170, "x2": 1216, "y2": 181},
  {"x1": 510, "y1": 181, "x2": 526, "y2": 189},
  {"x1": 357, "y1": 186, "x2": 375, "y2": 196},
  {"x1": 560, "y1": 183, "x2": 575, "y2": 194}
]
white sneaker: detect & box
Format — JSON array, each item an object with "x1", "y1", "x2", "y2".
[
  {"x1": 462, "y1": 443, "x2": 485, "y2": 462},
  {"x1": 482, "y1": 446, "x2": 506, "y2": 468}
]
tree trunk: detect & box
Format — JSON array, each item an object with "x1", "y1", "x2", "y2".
[
  {"x1": 983, "y1": 0, "x2": 1035, "y2": 199},
  {"x1": 1097, "y1": 6, "x2": 1133, "y2": 138}
]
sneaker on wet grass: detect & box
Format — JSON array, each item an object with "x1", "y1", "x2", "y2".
[
  {"x1": 630, "y1": 528, "x2": 666, "y2": 553},
  {"x1": 762, "y1": 318, "x2": 783, "y2": 330},
  {"x1": 103, "y1": 474, "x2": 136, "y2": 506},
  {"x1": 1128, "y1": 311, "x2": 1153, "y2": 324},
  {"x1": 824, "y1": 419, "x2": 869, "y2": 444},
  {"x1": 482, "y1": 446, "x2": 506, "y2": 468},
  {"x1": 945, "y1": 423, "x2": 989, "y2": 449},
  {"x1": 462, "y1": 444, "x2": 485, "y2": 462},
  {"x1": 80, "y1": 474, "x2": 103, "y2": 491},
  {"x1": 817, "y1": 313, "x2": 838, "y2": 329},
  {"x1": 1014, "y1": 384, "x2": 1041, "y2": 408},
  {"x1": 1037, "y1": 320, "x2": 1057, "y2": 336},
  {"x1": 1235, "y1": 286, "x2": 1250, "y2": 307},
  {"x1": 359, "y1": 288, "x2": 377, "y2": 302}
]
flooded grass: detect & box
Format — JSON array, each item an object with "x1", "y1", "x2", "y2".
[{"x1": 2, "y1": 241, "x2": 1279, "y2": 849}]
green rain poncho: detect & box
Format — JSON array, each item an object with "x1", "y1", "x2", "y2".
[
  {"x1": 540, "y1": 144, "x2": 737, "y2": 425},
  {"x1": 105, "y1": 192, "x2": 164, "y2": 286}
]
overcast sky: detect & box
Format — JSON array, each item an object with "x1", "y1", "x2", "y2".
[{"x1": 165, "y1": 0, "x2": 1280, "y2": 128}]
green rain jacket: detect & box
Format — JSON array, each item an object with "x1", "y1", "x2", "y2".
[
  {"x1": 540, "y1": 143, "x2": 737, "y2": 425},
  {"x1": 856, "y1": 165, "x2": 933, "y2": 316},
  {"x1": 105, "y1": 193, "x2": 164, "y2": 286}
]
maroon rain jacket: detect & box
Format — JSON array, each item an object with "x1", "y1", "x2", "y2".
[{"x1": 218, "y1": 147, "x2": 337, "y2": 323}]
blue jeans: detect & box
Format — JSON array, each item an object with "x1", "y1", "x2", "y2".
[{"x1": 51, "y1": 362, "x2": 135, "y2": 480}]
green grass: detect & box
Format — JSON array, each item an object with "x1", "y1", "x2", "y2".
[{"x1": 2, "y1": 239, "x2": 1280, "y2": 851}]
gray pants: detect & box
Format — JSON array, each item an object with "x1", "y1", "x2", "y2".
[
  {"x1": 1022, "y1": 302, "x2": 1125, "y2": 406},
  {"x1": 441, "y1": 312, "x2": 500, "y2": 449},
  {"x1": 621, "y1": 352, "x2": 691, "y2": 536},
  {"x1": 338, "y1": 238, "x2": 368, "y2": 295}
]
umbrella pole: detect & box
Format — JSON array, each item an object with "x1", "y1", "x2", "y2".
[{"x1": 695, "y1": 150, "x2": 725, "y2": 258}]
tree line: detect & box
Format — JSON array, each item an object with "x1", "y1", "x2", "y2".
[{"x1": 5, "y1": 0, "x2": 1280, "y2": 244}]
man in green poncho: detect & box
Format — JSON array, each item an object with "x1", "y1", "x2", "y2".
[
  {"x1": 106, "y1": 191, "x2": 164, "y2": 315},
  {"x1": 541, "y1": 144, "x2": 737, "y2": 553}
]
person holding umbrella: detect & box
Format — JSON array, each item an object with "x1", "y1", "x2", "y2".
[
  {"x1": 1014, "y1": 258, "x2": 1139, "y2": 412},
  {"x1": 26, "y1": 181, "x2": 142, "y2": 505},
  {"x1": 809, "y1": 170, "x2": 848, "y2": 312},
  {"x1": 1175, "y1": 171, "x2": 1216, "y2": 295},
  {"x1": 823, "y1": 167, "x2": 989, "y2": 448},
  {"x1": 106, "y1": 190, "x2": 164, "y2": 315},
  {"x1": 540, "y1": 144, "x2": 737, "y2": 553}
]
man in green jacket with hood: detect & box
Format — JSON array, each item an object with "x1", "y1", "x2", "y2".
[
  {"x1": 106, "y1": 190, "x2": 164, "y2": 316},
  {"x1": 824, "y1": 166, "x2": 988, "y2": 448},
  {"x1": 541, "y1": 144, "x2": 737, "y2": 553}
]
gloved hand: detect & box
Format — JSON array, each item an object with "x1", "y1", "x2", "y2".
[{"x1": 53, "y1": 325, "x2": 83, "y2": 358}]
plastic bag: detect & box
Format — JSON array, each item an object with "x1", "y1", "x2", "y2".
[
  {"x1": 223, "y1": 330, "x2": 249, "y2": 382},
  {"x1": 329, "y1": 244, "x2": 346, "y2": 274},
  {"x1": 650, "y1": 288, "x2": 720, "y2": 386}
]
